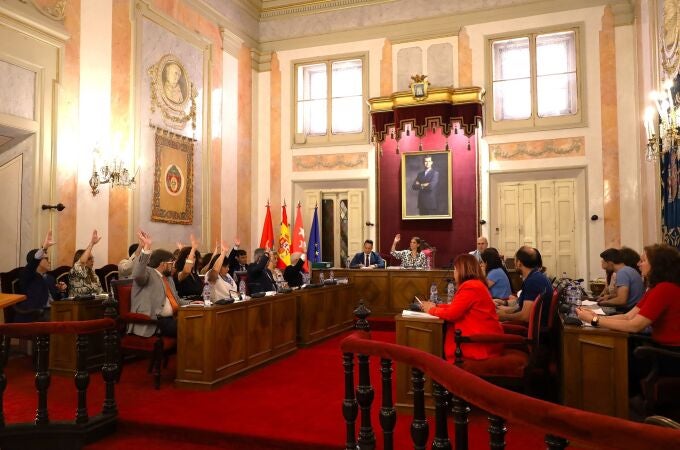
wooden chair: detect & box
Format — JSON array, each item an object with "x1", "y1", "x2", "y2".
[
  {"x1": 454, "y1": 293, "x2": 545, "y2": 393},
  {"x1": 234, "y1": 270, "x2": 249, "y2": 295},
  {"x1": 110, "y1": 278, "x2": 176, "y2": 389},
  {"x1": 95, "y1": 264, "x2": 119, "y2": 293},
  {"x1": 48, "y1": 265, "x2": 71, "y2": 296}
]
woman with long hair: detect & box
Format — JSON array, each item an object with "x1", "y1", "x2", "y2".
[
  {"x1": 68, "y1": 230, "x2": 104, "y2": 297},
  {"x1": 480, "y1": 248, "x2": 512, "y2": 302},
  {"x1": 173, "y1": 235, "x2": 203, "y2": 298},
  {"x1": 421, "y1": 254, "x2": 504, "y2": 361},
  {"x1": 390, "y1": 234, "x2": 427, "y2": 269}
]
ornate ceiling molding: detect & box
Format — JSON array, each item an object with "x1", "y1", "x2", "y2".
[
  {"x1": 260, "y1": 0, "x2": 393, "y2": 20},
  {"x1": 26, "y1": 0, "x2": 67, "y2": 21}
]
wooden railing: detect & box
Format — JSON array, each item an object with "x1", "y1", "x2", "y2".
[
  {"x1": 340, "y1": 330, "x2": 680, "y2": 450},
  {"x1": 0, "y1": 308, "x2": 118, "y2": 450}
]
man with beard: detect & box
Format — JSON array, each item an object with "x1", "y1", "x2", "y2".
[{"x1": 130, "y1": 230, "x2": 189, "y2": 338}]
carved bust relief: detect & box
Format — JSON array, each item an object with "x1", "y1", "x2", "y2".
[{"x1": 148, "y1": 54, "x2": 197, "y2": 130}]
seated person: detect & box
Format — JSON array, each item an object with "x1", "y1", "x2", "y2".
[
  {"x1": 390, "y1": 234, "x2": 427, "y2": 269},
  {"x1": 247, "y1": 248, "x2": 277, "y2": 294},
  {"x1": 69, "y1": 229, "x2": 104, "y2": 297},
  {"x1": 496, "y1": 246, "x2": 553, "y2": 326},
  {"x1": 130, "y1": 230, "x2": 189, "y2": 338},
  {"x1": 227, "y1": 237, "x2": 248, "y2": 278},
  {"x1": 480, "y1": 248, "x2": 512, "y2": 303},
  {"x1": 17, "y1": 230, "x2": 67, "y2": 322},
  {"x1": 598, "y1": 248, "x2": 645, "y2": 312},
  {"x1": 421, "y1": 254, "x2": 504, "y2": 361},
  {"x1": 469, "y1": 236, "x2": 489, "y2": 262},
  {"x1": 173, "y1": 234, "x2": 203, "y2": 298},
  {"x1": 577, "y1": 244, "x2": 680, "y2": 387},
  {"x1": 269, "y1": 251, "x2": 284, "y2": 283},
  {"x1": 349, "y1": 239, "x2": 385, "y2": 269},
  {"x1": 118, "y1": 243, "x2": 140, "y2": 279},
  {"x1": 284, "y1": 252, "x2": 307, "y2": 287},
  {"x1": 206, "y1": 241, "x2": 238, "y2": 300}
]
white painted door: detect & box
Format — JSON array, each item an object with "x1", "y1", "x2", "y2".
[
  {"x1": 554, "y1": 180, "x2": 576, "y2": 278},
  {"x1": 498, "y1": 183, "x2": 520, "y2": 260},
  {"x1": 0, "y1": 155, "x2": 22, "y2": 272},
  {"x1": 347, "y1": 190, "x2": 364, "y2": 258}
]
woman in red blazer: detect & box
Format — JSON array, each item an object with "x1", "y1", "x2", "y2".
[{"x1": 421, "y1": 254, "x2": 504, "y2": 361}]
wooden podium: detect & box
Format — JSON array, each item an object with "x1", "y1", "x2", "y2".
[{"x1": 395, "y1": 314, "x2": 445, "y2": 414}]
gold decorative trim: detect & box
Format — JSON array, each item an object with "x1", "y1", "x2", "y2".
[
  {"x1": 261, "y1": 0, "x2": 392, "y2": 19},
  {"x1": 27, "y1": 0, "x2": 67, "y2": 21},
  {"x1": 292, "y1": 153, "x2": 368, "y2": 171},
  {"x1": 368, "y1": 86, "x2": 484, "y2": 112},
  {"x1": 489, "y1": 136, "x2": 585, "y2": 161},
  {"x1": 148, "y1": 54, "x2": 198, "y2": 131},
  {"x1": 661, "y1": 0, "x2": 680, "y2": 79}
]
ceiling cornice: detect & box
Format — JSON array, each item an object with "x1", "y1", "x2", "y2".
[{"x1": 260, "y1": 0, "x2": 394, "y2": 20}]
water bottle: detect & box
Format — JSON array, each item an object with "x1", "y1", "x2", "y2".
[
  {"x1": 430, "y1": 282, "x2": 439, "y2": 303},
  {"x1": 446, "y1": 281, "x2": 455, "y2": 303},
  {"x1": 202, "y1": 282, "x2": 212, "y2": 306},
  {"x1": 238, "y1": 280, "x2": 247, "y2": 300},
  {"x1": 319, "y1": 272, "x2": 325, "y2": 284},
  {"x1": 346, "y1": 257, "x2": 352, "y2": 269},
  {"x1": 566, "y1": 283, "x2": 580, "y2": 317},
  {"x1": 302, "y1": 271, "x2": 310, "y2": 285},
  {"x1": 426, "y1": 255, "x2": 432, "y2": 270},
  {"x1": 329, "y1": 270, "x2": 335, "y2": 281}
]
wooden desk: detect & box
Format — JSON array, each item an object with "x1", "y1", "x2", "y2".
[
  {"x1": 324, "y1": 269, "x2": 452, "y2": 316},
  {"x1": 296, "y1": 284, "x2": 353, "y2": 346},
  {"x1": 561, "y1": 316, "x2": 629, "y2": 418},
  {"x1": 0, "y1": 293, "x2": 25, "y2": 323},
  {"x1": 395, "y1": 314, "x2": 445, "y2": 414},
  {"x1": 49, "y1": 299, "x2": 106, "y2": 374},
  {"x1": 175, "y1": 294, "x2": 297, "y2": 390}
]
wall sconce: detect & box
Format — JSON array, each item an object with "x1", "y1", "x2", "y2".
[
  {"x1": 89, "y1": 157, "x2": 137, "y2": 196},
  {"x1": 644, "y1": 79, "x2": 678, "y2": 161}
]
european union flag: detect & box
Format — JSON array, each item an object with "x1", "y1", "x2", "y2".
[{"x1": 307, "y1": 206, "x2": 322, "y2": 263}]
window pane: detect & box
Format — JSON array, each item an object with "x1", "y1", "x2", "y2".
[
  {"x1": 297, "y1": 63, "x2": 327, "y2": 101},
  {"x1": 332, "y1": 59, "x2": 362, "y2": 97},
  {"x1": 493, "y1": 78, "x2": 531, "y2": 121},
  {"x1": 297, "y1": 99, "x2": 327, "y2": 135},
  {"x1": 332, "y1": 96, "x2": 363, "y2": 133},
  {"x1": 536, "y1": 31, "x2": 576, "y2": 76},
  {"x1": 492, "y1": 37, "x2": 530, "y2": 81},
  {"x1": 537, "y1": 72, "x2": 577, "y2": 117}
]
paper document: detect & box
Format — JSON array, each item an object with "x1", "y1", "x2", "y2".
[
  {"x1": 402, "y1": 310, "x2": 438, "y2": 319},
  {"x1": 581, "y1": 300, "x2": 598, "y2": 306},
  {"x1": 591, "y1": 308, "x2": 606, "y2": 315}
]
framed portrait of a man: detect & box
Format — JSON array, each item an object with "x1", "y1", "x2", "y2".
[{"x1": 401, "y1": 151, "x2": 452, "y2": 220}]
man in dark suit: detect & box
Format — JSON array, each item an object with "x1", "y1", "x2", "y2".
[
  {"x1": 247, "y1": 248, "x2": 277, "y2": 294},
  {"x1": 17, "y1": 230, "x2": 67, "y2": 322},
  {"x1": 349, "y1": 239, "x2": 385, "y2": 269},
  {"x1": 411, "y1": 155, "x2": 440, "y2": 215},
  {"x1": 130, "y1": 230, "x2": 188, "y2": 337},
  {"x1": 283, "y1": 252, "x2": 307, "y2": 287},
  {"x1": 226, "y1": 237, "x2": 248, "y2": 278}
]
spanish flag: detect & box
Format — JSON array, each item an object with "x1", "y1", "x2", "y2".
[{"x1": 277, "y1": 204, "x2": 291, "y2": 270}]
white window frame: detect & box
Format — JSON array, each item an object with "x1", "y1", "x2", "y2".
[
  {"x1": 485, "y1": 24, "x2": 587, "y2": 135},
  {"x1": 291, "y1": 52, "x2": 369, "y2": 147}
]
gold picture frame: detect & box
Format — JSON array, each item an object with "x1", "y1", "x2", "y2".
[
  {"x1": 151, "y1": 128, "x2": 194, "y2": 224},
  {"x1": 401, "y1": 150, "x2": 452, "y2": 220}
]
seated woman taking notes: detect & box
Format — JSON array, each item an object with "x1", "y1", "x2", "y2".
[
  {"x1": 421, "y1": 254, "x2": 504, "y2": 361},
  {"x1": 390, "y1": 234, "x2": 427, "y2": 269}
]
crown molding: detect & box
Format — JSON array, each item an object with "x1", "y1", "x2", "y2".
[
  {"x1": 221, "y1": 27, "x2": 244, "y2": 57},
  {"x1": 0, "y1": 0, "x2": 68, "y2": 44},
  {"x1": 260, "y1": 0, "x2": 393, "y2": 20},
  {"x1": 251, "y1": 47, "x2": 272, "y2": 71},
  {"x1": 185, "y1": 0, "x2": 259, "y2": 49}
]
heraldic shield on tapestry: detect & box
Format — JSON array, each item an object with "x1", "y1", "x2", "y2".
[
  {"x1": 148, "y1": 54, "x2": 198, "y2": 131},
  {"x1": 151, "y1": 128, "x2": 194, "y2": 224}
]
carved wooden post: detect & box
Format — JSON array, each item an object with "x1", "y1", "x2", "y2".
[
  {"x1": 102, "y1": 297, "x2": 118, "y2": 415},
  {"x1": 0, "y1": 336, "x2": 10, "y2": 427},
  {"x1": 342, "y1": 352, "x2": 358, "y2": 450},
  {"x1": 354, "y1": 299, "x2": 371, "y2": 332},
  {"x1": 379, "y1": 358, "x2": 396, "y2": 450},
  {"x1": 488, "y1": 414, "x2": 507, "y2": 450},
  {"x1": 34, "y1": 334, "x2": 50, "y2": 425},
  {"x1": 451, "y1": 394, "x2": 470, "y2": 450},
  {"x1": 432, "y1": 381, "x2": 451, "y2": 449},
  {"x1": 75, "y1": 334, "x2": 90, "y2": 424},
  {"x1": 545, "y1": 434, "x2": 569, "y2": 449},
  {"x1": 356, "y1": 353, "x2": 375, "y2": 449},
  {"x1": 410, "y1": 368, "x2": 428, "y2": 450}
]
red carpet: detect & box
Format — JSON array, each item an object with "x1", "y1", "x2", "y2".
[{"x1": 1, "y1": 330, "x2": 594, "y2": 449}]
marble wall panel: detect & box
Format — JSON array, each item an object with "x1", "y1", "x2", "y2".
[
  {"x1": 397, "y1": 47, "x2": 422, "y2": 91},
  {"x1": 292, "y1": 153, "x2": 368, "y2": 171},
  {"x1": 427, "y1": 43, "x2": 453, "y2": 87},
  {"x1": 489, "y1": 136, "x2": 586, "y2": 161},
  {"x1": 0, "y1": 60, "x2": 35, "y2": 120}
]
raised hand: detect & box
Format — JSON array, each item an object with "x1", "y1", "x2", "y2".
[
  {"x1": 393, "y1": 234, "x2": 401, "y2": 243},
  {"x1": 43, "y1": 230, "x2": 55, "y2": 250},
  {"x1": 90, "y1": 230, "x2": 102, "y2": 246},
  {"x1": 138, "y1": 230, "x2": 152, "y2": 249},
  {"x1": 176, "y1": 241, "x2": 184, "y2": 251},
  {"x1": 233, "y1": 237, "x2": 241, "y2": 248},
  {"x1": 214, "y1": 240, "x2": 220, "y2": 254},
  {"x1": 221, "y1": 240, "x2": 229, "y2": 254},
  {"x1": 190, "y1": 234, "x2": 200, "y2": 249}
]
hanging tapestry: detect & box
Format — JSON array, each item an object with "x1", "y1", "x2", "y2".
[{"x1": 151, "y1": 128, "x2": 194, "y2": 224}]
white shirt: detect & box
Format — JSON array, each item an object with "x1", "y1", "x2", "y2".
[{"x1": 155, "y1": 269, "x2": 174, "y2": 317}]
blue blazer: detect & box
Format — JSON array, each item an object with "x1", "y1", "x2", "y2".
[{"x1": 349, "y1": 251, "x2": 385, "y2": 268}]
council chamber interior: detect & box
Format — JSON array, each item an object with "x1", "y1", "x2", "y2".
[{"x1": 0, "y1": 0, "x2": 679, "y2": 449}]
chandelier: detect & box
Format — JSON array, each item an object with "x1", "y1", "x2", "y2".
[
  {"x1": 644, "y1": 79, "x2": 679, "y2": 161},
  {"x1": 89, "y1": 157, "x2": 137, "y2": 196}
]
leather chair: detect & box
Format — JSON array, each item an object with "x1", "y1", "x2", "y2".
[
  {"x1": 633, "y1": 344, "x2": 680, "y2": 420},
  {"x1": 95, "y1": 264, "x2": 119, "y2": 293},
  {"x1": 110, "y1": 278, "x2": 176, "y2": 389}
]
